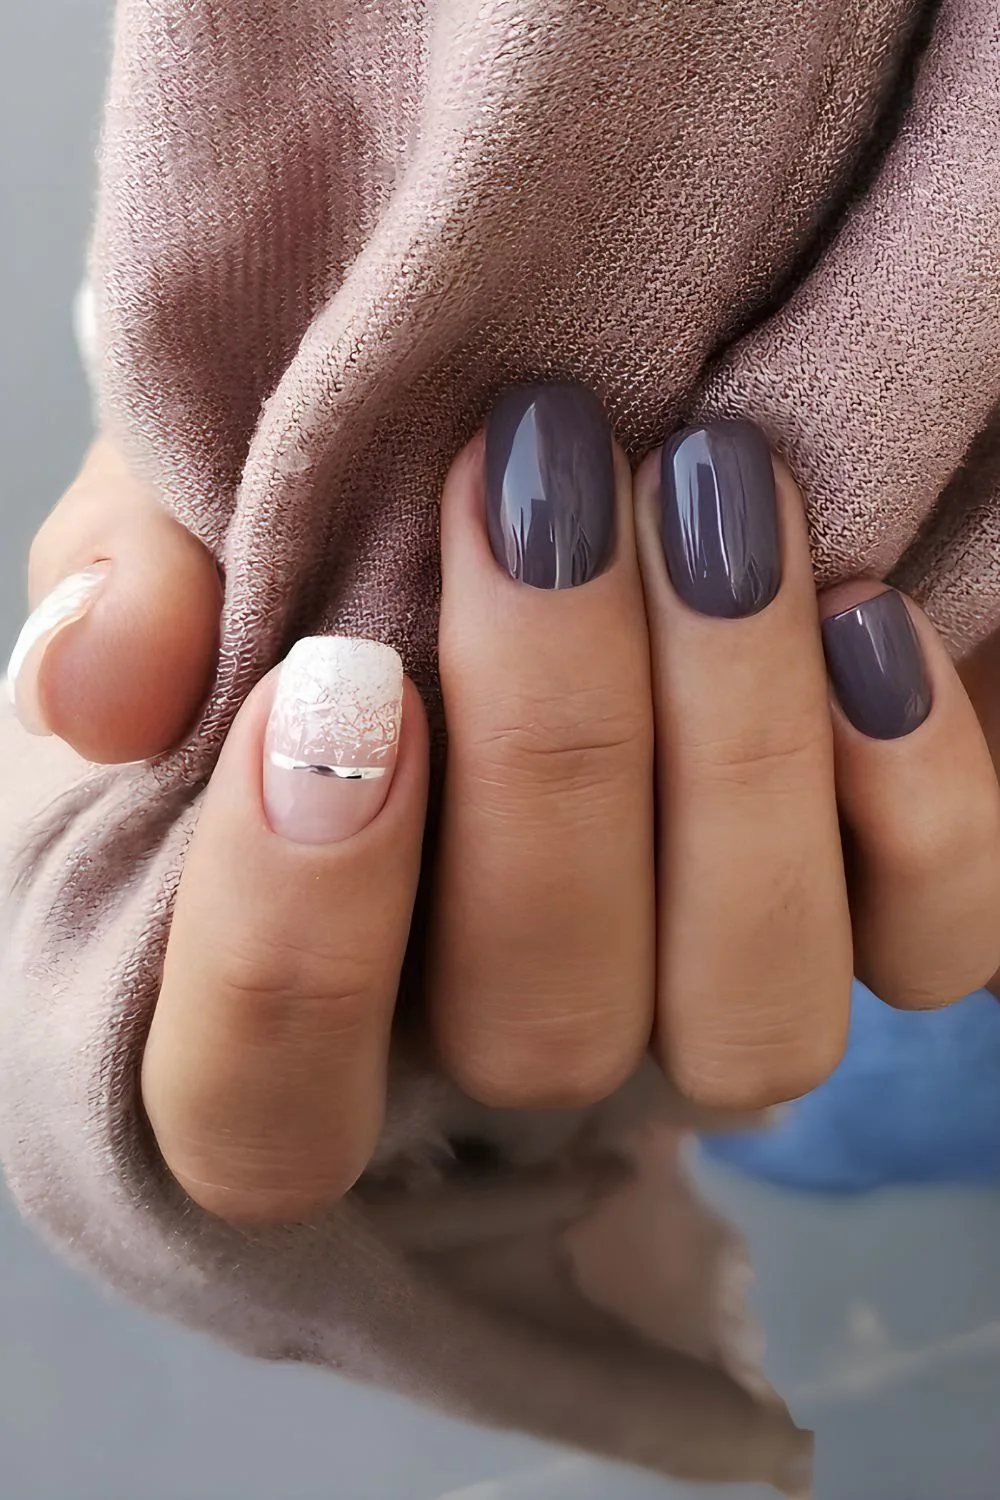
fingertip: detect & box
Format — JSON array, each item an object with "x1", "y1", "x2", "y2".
[
  {"x1": 442, "y1": 393, "x2": 634, "y2": 588},
  {"x1": 34, "y1": 515, "x2": 222, "y2": 763},
  {"x1": 211, "y1": 647, "x2": 429, "y2": 846},
  {"x1": 818, "y1": 584, "x2": 940, "y2": 744}
]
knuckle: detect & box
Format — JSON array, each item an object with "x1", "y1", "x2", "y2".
[
  {"x1": 212, "y1": 929, "x2": 374, "y2": 1049},
  {"x1": 173, "y1": 1149, "x2": 367, "y2": 1225},
  {"x1": 472, "y1": 686, "x2": 649, "y2": 792},
  {"x1": 663, "y1": 1000, "x2": 848, "y2": 1112},
  {"x1": 456, "y1": 1055, "x2": 633, "y2": 1111},
  {"x1": 679, "y1": 715, "x2": 828, "y2": 793},
  {"x1": 877, "y1": 980, "x2": 964, "y2": 1012},
  {"x1": 669, "y1": 1042, "x2": 840, "y2": 1112},
  {"x1": 872, "y1": 945, "x2": 1000, "y2": 1013},
  {"x1": 447, "y1": 1023, "x2": 641, "y2": 1111}
]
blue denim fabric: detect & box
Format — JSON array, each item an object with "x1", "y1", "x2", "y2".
[{"x1": 703, "y1": 982, "x2": 1000, "y2": 1192}]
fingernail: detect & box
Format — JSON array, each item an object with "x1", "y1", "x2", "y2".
[
  {"x1": 6, "y1": 564, "x2": 111, "y2": 735},
  {"x1": 822, "y1": 590, "x2": 931, "y2": 740},
  {"x1": 263, "y1": 637, "x2": 404, "y2": 844},
  {"x1": 660, "y1": 421, "x2": 781, "y2": 618},
  {"x1": 485, "y1": 384, "x2": 616, "y2": 588}
]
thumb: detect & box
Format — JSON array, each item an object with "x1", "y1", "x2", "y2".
[{"x1": 7, "y1": 438, "x2": 221, "y2": 764}]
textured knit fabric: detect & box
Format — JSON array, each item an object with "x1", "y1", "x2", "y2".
[{"x1": 1, "y1": 0, "x2": 1000, "y2": 1490}]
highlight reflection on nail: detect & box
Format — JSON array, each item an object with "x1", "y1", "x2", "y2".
[
  {"x1": 485, "y1": 384, "x2": 616, "y2": 589},
  {"x1": 822, "y1": 590, "x2": 931, "y2": 740},
  {"x1": 263, "y1": 636, "x2": 403, "y2": 845},
  {"x1": 268, "y1": 753, "x2": 389, "y2": 780},
  {"x1": 660, "y1": 422, "x2": 780, "y2": 619},
  {"x1": 6, "y1": 564, "x2": 111, "y2": 735}
]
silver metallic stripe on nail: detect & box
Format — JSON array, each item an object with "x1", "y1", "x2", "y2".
[{"x1": 269, "y1": 752, "x2": 389, "y2": 780}]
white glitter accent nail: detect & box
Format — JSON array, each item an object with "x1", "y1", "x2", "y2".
[{"x1": 267, "y1": 636, "x2": 404, "y2": 770}]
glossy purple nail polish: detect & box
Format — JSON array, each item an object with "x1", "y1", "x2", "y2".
[
  {"x1": 822, "y1": 590, "x2": 932, "y2": 740},
  {"x1": 660, "y1": 421, "x2": 781, "y2": 618},
  {"x1": 485, "y1": 384, "x2": 616, "y2": 589}
]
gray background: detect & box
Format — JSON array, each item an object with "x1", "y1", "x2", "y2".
[{"x1": 3, "y1": 5, "x2": 1000, "y2": 1499}]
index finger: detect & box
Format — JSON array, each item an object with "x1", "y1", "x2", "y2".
[{"x1": 142, "y1": 637, "x2": 429, "y2": 1224}]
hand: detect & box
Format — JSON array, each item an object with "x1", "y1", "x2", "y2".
[
  {"x1": 431, "y1": 395, "x2": 1000, "y2": 1109},
  {"x1": 11, "y1": 393, "x2": 1000, "y2": 1225}
]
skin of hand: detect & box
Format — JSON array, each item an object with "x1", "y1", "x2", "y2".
[{"x1": 8, "y1": 391, "x2": 1000, "y2": 1225}]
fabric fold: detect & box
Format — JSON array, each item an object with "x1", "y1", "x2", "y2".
[{"x1": 700, "y1": 0, "x2": 1000, "y2": 619}]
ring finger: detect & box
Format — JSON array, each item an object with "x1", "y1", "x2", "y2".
[{"x1": 634, "y1": 422, "x2": 853, "y2": 1109}]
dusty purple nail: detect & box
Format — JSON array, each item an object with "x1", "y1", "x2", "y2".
[
  {"x1": 822, "y1": 590, "x2": 931, "y2": 740},
  {"x1": 485, "y1": 385, "x2": 616, "y2": 589},
  {"x1": 660, "y1": 421, "x2": 781, "y2": 618}
]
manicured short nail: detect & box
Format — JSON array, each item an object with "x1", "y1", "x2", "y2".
[
  {"x1": 660, "y1": 421, "x2": 781, "y2": 618},
  {"x1": 485, "y1": 384, "x2": 616, "y2": 588},
  {"x1": 6, "y1": 564, "x2": 111, "y2": 735},
  {"x1": 822, "y1": 590, "x2": 931, "y2": 740},
  {"x1": 263, "y1": 637, "x2": 403, "y2": 844}
]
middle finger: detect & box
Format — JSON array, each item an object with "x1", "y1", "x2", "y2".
[{"x1": 430, "y1": 385, "x2": 655, "y2": 1109}]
